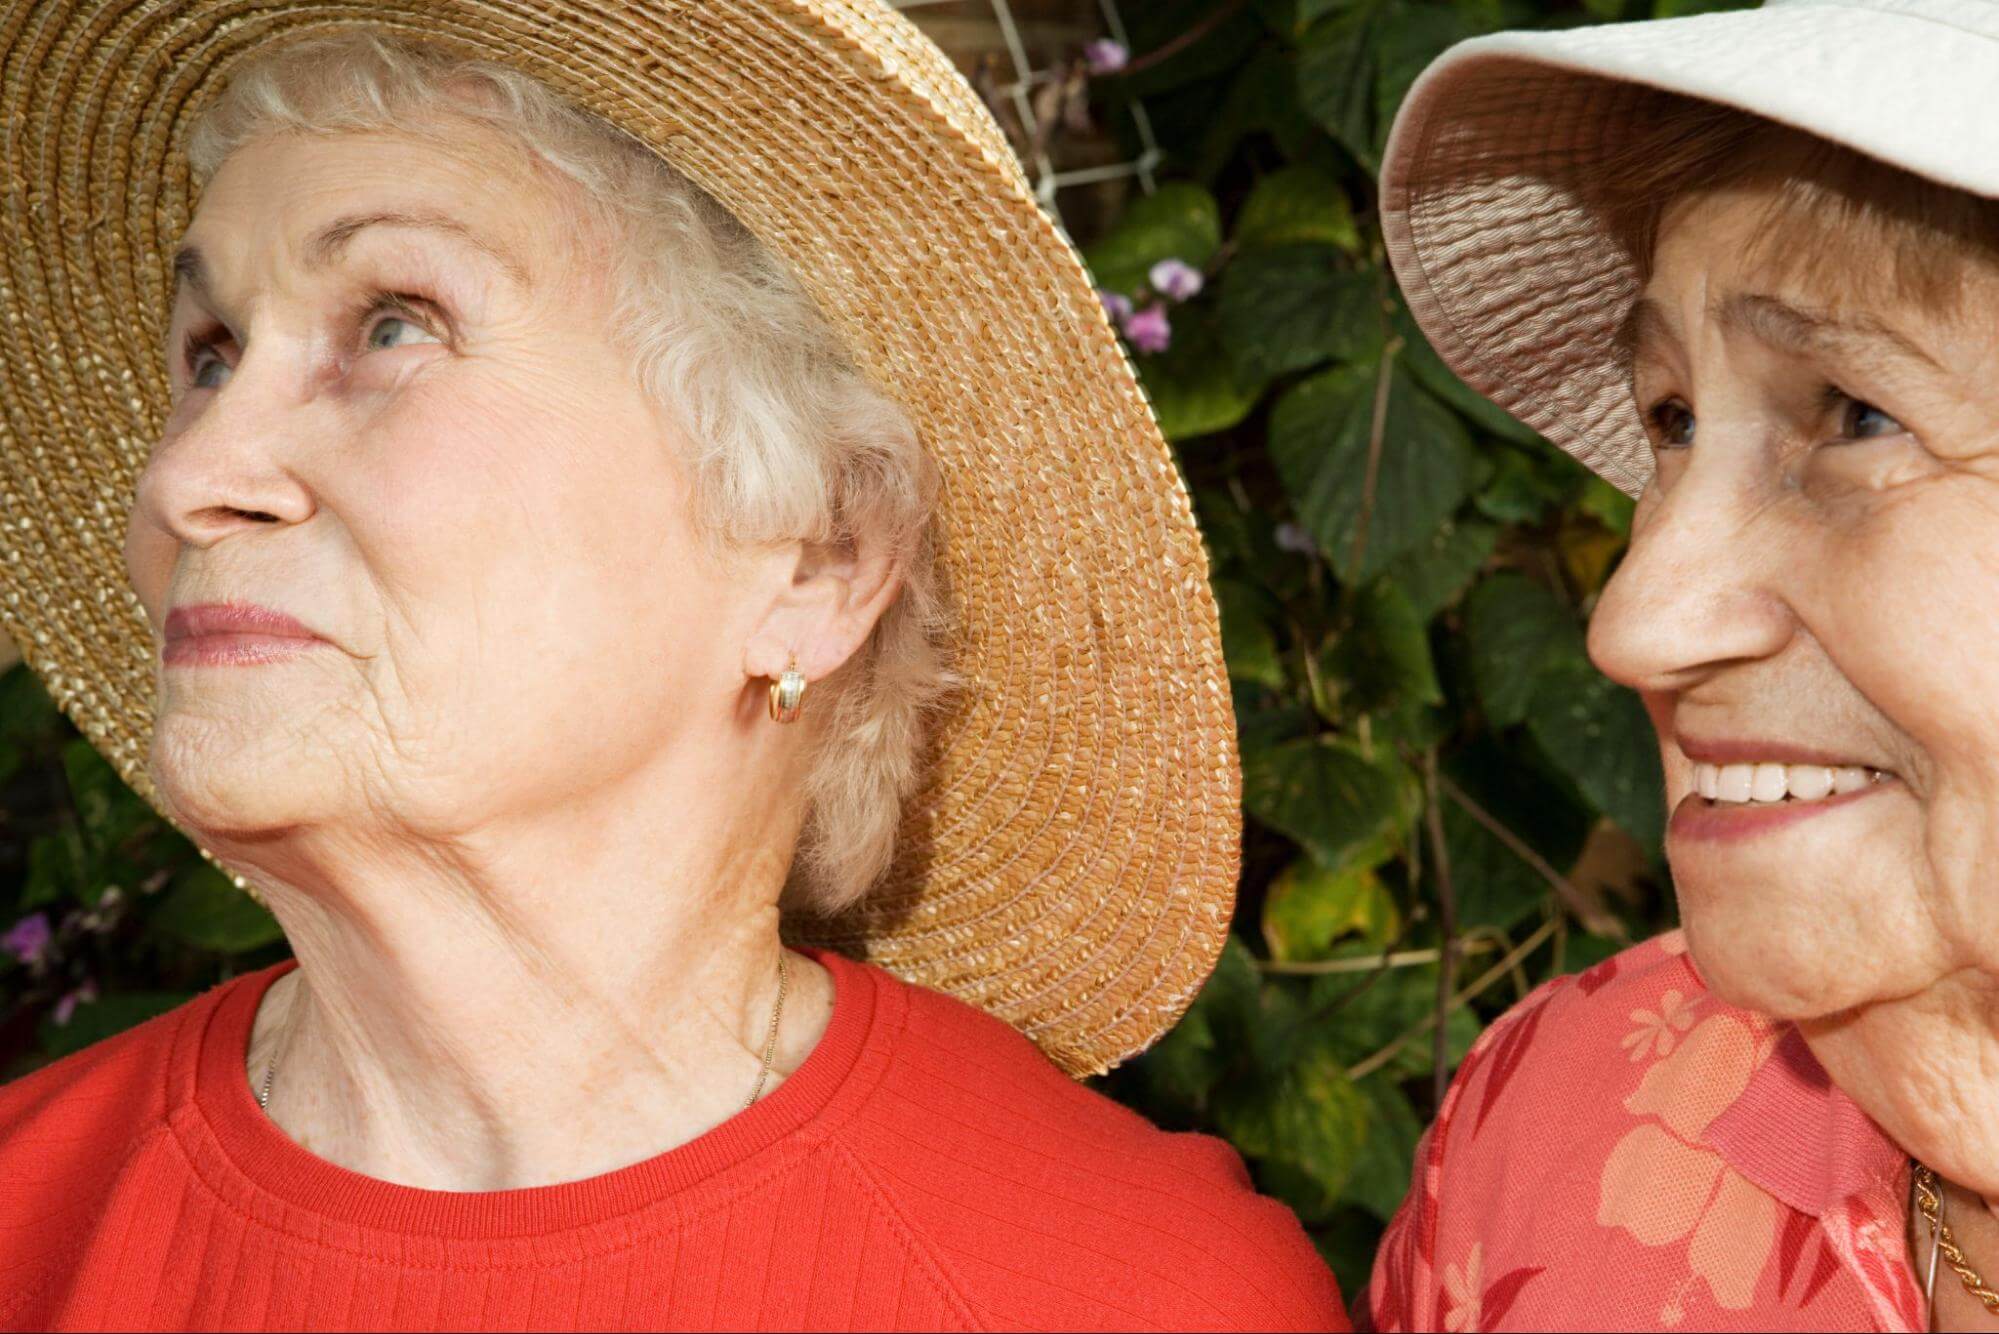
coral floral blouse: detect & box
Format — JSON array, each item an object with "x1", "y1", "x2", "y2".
[{"x1": 1367, "y1": 931, "x2": 1928, "y2": 1332}]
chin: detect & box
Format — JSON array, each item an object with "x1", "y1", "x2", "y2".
[
  {"x1": 147, "y1": 712, "x2": 336, "y2": 839},
  {"x1": 1676, "y1": 872, "x2": 1933, "y2": 1022}
]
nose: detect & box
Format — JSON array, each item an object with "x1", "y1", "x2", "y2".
[
  {"x1": 131, "y1": 372, "x2": 315, "y2": 551},
  {"x1": 1588, "y1": 452, "x2": 1798, "y2": 694}
]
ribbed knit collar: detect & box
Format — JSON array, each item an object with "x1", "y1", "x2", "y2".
[{"x1": 170, "y1": 946, "x2": 886, "y2": 1242}]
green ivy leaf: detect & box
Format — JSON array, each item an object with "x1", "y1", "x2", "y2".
[
  {"x1": 1344, "y1": 1078, "x2": 1424, "y2": 1221},
  {"x1": 1083, "y1": 183, "x2": 1223, "y2": 297},
  {"x1": 0, "y1": 663, "x2": 58, "y2": 743},
  {"x1": 1133, "y1": 935, "x2": 1262, "y2": 1111},
  {"x1": 1218, "y1": 249, "x2": 1378, "y2": 384},
  {"x1": 150, "y1": 864, "x2": 286, "y2": 953},
  {"x1": 1475, "y1": 447, "x2": 1569, "y2": 525},
  {"x1": 1136, "y1": 332, "x2": 1264, "y2": 443},
  {"x1": 1215, "y1": 1044, "x2": 1371, "y2": 1196},
  {"x1": 1394, "y1": 304, "x2": 1542, "y2": 446},
  {"x1": 1296, "y1": 3, "x2": 1383, "y2": 168},
  {"x1": 1370, "y1": 4, "x2": 1477, "y2": 162},
  {"x1": 1242, "y1": 735, "x2": 1421, "y2": 872},
  {"x1": 1578, "y1": 475, "x2": 1638, "y2": 537},
  {"x1": 1526, "y1": 656, "x2": 1667, "y2": 852},
  {"x1": 1214, "y1": 578, "x2": 1289, "y2": 691},
  {"x1": 21, "y1": 833, "x2": 82, "y2": 911},
  {"x1": 38, "y1": 990, "x2": 191, "y2": 1059},
  {"x1": 1327, "y1": 580, "x2": 1442, "y2": 719},
  {"x1": 1235, "y1": 166, "x2": 1363, "y2": 254},
  {"x1": 1463, "y1": 573, "x2": 1579, "y2": 728},
  {"x1": 1268, "y1": 359, "x2": 1481, "y2": 581},
  {"x1": 1382, "y1": 514, "x2": 1498, "y2": 619},
  {"x1": 1263, "y1": 858, "x2": 1400, "y2": 961}
]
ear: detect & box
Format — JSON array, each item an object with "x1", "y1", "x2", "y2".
[{"x1": 742, "y1": 525, "x2": 905, "y2": 686}]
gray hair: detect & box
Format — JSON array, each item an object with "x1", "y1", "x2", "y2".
[{"x1": 185, "y1": 30, "x2": 951, "y2": 912}]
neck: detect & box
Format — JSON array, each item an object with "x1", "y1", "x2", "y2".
[
  {"x1": 1800, "y1": 969, "x2": 1999, "y2": 1211},
  {"x1": 220, "y1": 745, "x2": 834, "y2": 1192}
]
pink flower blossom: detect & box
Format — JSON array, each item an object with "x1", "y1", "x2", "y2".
[
  {"x1": 1122, "y1": 302, "x2": 1172, "y2": 354},
  {"x1": 1098, "y1": 289, "x2": 1134, "y2": 323},
  {"x1": 1148, "y1": 258, "x2": 1204, "y2": 302},
  {"x1": 52, "y1": 978, "x2": 98, "y2": 1027},
  {"x1": 1083, "y1": 39, "x2": 1128, "y2": 75},
  {"x1": 2, "y1": 912, "x2": 50, "y2": 966}
]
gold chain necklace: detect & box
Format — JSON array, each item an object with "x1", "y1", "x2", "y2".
[
  {"x1": 256, "y1": 949, "x2": 791, "y2": 1116},
  {"x1": 1913, "y1": 1161, "x2": 1999, "y2": 1315}
]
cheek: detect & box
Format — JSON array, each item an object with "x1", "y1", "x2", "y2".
[
  {"x1": 1820, "y1": 487, "x2": 1999, "y2": 962},
  {"x1": 341, "y1": 370, "x2": 717, "y2": 690}
]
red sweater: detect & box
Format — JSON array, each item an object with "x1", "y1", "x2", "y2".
[{"x1": 0, "y1": 948, "x2": 1345, "y2": 1331}]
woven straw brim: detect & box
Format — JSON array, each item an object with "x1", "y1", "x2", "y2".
[
  {"x1": 0, "y1": 0, "x2": 1240, "y2": 1077},
  {"x1": 1380, "y1": 0, "x2": 1999, "y2": 497}
]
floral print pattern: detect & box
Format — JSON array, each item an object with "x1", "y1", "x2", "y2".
[{"x1": 1367, "y1": 933, "x2": 1924, "y2": 1332}]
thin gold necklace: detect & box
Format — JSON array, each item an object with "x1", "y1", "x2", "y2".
[
  {"x1": 1914, "y1": 1161, "x2": 1999, "y2": 1316},
  {"x1": 256, "y1": 950, "x2": 791, "y2": 1116}
]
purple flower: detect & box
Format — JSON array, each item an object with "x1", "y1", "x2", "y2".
[
  {"x1": 1274, "y1": 522, "x2": 1317, "y2": 556},
  {"x1": 1122, "y1": 302, "x2": 1172, "y2": 354},
  {"x1": 1149, "y1": 258, "x2": 1205, "y2": 302},
  {"x1": 1083, "y1": 39, "x2": 1129, "y2": 75},
  {"x1": 52, "y1": 979, "x2": 97, "y2": 1027},
  {"x1": 2, "y1": 912, "x2": 50, "y2": 966},
  {"x1": 1098, "y1": 289, "x2": 1134, "y2": 324}
]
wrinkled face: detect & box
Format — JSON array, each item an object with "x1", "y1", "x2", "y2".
[
  {"x1": 1589, "y1": 184, "x2": 1999, "y2": 1019},
  {"x1": 127, "y1": 125, "x2": 758, "y2": 843}
]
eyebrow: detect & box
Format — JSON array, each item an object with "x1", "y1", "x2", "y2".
[
  {"x1": 1611, "y1": 296, "x2": 1676, "y2": 371},
  {"x1": 1714, "y1": 292, "x2": 1942, "y2": 372},
  {"x1": 170, "y1": 208, "x2": 531, "y2": 308},
  {"x1": 1611, "y1": 290, "x2": 1942, "y2": 378}
]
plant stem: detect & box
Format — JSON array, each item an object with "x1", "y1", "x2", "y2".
[
  {"x1": 1346, "y1": 916, "x2": 1560, "y2": 1082},
  {"x1": 1438, "y1": 774, "x2": 1628, "y2": 939},
  {"x1": 1422, "y1": 749, "x2": 1457, "y2": 1110},
  {"x1": 1118, "y1": 0, "x2": 1251, "y2": 77}
]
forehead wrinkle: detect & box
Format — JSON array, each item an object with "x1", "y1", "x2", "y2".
[
  {"x1": 1715, "y1": 292, "x2": 1942, "y2": 374},
  {"x1": 169, "y1": 207, "x2": 533, "y2": 312}
]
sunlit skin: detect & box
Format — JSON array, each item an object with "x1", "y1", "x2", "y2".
[
  {"x1": 1589, "y1": 181, "x2": 1999, "y2": 1322},
  {"x1": 121, "y1": 118, "x2": 906, "y2": 1190}
]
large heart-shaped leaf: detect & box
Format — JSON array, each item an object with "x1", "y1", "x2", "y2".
[{"x1": 1268, "y1": 359, "x2": 1480, "y2": 580}]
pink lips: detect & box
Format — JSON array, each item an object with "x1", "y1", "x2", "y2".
[{"x1": 162, "y1": 602, "x2": 326, "y2": 667}]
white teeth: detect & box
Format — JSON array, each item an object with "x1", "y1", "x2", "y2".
[
  {"x1": 1692, "y1": 761, "x2": 1886, "y2": 805},
  {"x1": 1716, "y1": 764, "x2": 1754, "y2": 802},
  {"x1": 1750, "y1": 763, "x2": 1788, "y2": 803}
]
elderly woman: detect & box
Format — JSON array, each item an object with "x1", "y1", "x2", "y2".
[
  {"x1": 1364, "y1": 1, "x2": 1999, "y2": 1330},
  {"x1": 0, "y1": 4, "x2": 1345, "y2": 1330}
]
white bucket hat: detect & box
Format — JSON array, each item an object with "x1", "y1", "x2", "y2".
[{"x1": 1380, "y1": 0, "x2": 1999, "y2": 496}]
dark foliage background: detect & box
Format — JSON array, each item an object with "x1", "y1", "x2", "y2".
[{"x1": 0, "y1": 0, "x2": 1749, "y2": 1301}]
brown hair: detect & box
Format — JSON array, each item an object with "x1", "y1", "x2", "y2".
[{"x1": 1587, "y1": 90, "x2": 1999, "y2": 313}]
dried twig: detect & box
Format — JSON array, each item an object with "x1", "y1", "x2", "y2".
[
  {"x1": 1438, "y1": 773, "x2": 1628, "y2": 939},
  {"x1": 1345, "y1": 916, "x2": 1560, "y2": 1082},
  {"x1": 1421, "y1": 749, "x2": 1458, "y2": 1109},
  {"x1": 1117, "y1": 0, "x2": 1251, "y2": 77},
  {"x1": 1347, "y1": 333, "x2": 1405, "y2": 579},
  {"x1": 1259, "y1": 938, "x2": 1499, "y2": 976}
]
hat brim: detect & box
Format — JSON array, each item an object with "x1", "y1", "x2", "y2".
[
  {"x1": 0, "y1": 0, "x2": 1240, "y2": 1076},
  {"x1": 1381, "y1": 0, "x2": 1999, "y2": 496}
]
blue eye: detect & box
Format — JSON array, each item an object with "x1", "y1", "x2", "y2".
[
  {"x1": 366, "y1": 313, "x2": 441, "y2": 351},
  {"x1": 1647, "y1": 398, "x2": 1695, "y2": 448},
  {"x1": 1840, "y1": 397, "x2": 1903, "y2": 440}
]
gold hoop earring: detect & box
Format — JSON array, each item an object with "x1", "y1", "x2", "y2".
[{"x1": 768, "y1": 657, "x2": 806, "y2": 724}]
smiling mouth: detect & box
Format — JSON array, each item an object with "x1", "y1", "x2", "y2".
[{"x1": 1690, "y1": 761, "x2": 1893, "y2": 806}]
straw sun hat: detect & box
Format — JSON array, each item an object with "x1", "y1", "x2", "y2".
[
  {"x1": 0, "y1": 0, "x2": 1239, "y2": 1076},
  {"x1": 1381, "y1": 0, "x2": 1999, "y2": 497}
]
